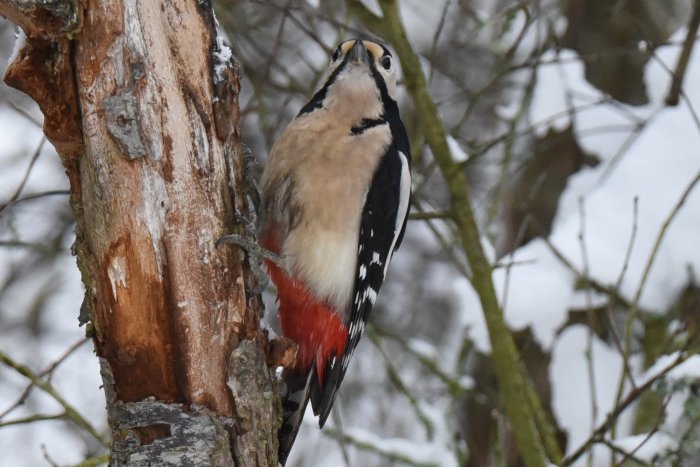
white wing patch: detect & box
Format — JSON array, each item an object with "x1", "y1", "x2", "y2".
[{"x1": 383, "y1": 150, "x2": 411, "y2": 277}]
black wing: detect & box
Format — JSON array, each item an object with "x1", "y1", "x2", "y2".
[{"x1": 311, "y1": 141, "x2": 411, "y2": 426}]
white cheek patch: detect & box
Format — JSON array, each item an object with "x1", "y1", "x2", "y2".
[{"x1": 380, "y1": 70, "x2": 398, "y2": 101}]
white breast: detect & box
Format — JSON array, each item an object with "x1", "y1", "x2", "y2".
[{"x1": 276, "y1": 123, "x2": 392, "y2": 312}]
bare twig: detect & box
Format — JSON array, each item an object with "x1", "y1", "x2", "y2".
[
  {"x1": 604, "y1": 197, "x2": 639, "y2": 364},
  {"x1": 615, "y1": 169, "x2": 700, "y2": 408},
  {"x1": 330, "y1": 407, "x2": 352, "y2": 467},
  {"x1": 0, "y1": 412, "x2": 66, "y2": 428},
  {"x1": 0, "y1": 351, "x2": 107, "y2": 446},
  {"x1": 577, "y1": 197, "x2": 600, "y2": 467},
  {"x1": 367, "y1": 329, "x2": 435, "y2": 439},
  {"x1": 648, "y1": 41, "x2": 700, "y2": 135},
  {"x1": 67, "y1": 453, "x2": 111, "y2": 467},
  {"x1": 561, "y1": 351, "x2": 688, "y2": 466},
  {"x1": 0, "y1": 136, "x2": 46, "y2": 215},
  {"x1": 324, "y1": 428, "x2": 438, "y2": 467},
  {"x1": 0, "y1": 190, "x2": 70, "y2": 212},
  {"x1": 408, "y1": 210, "x2": 454, "y2": 221},
  {"x1": 598, "y1": 436, "x2": 653, "y2": 467},
  {"x1": 665, "y1": 0, "x2": 700, "y2": 106},
  {"x1": 370, "y1": 323, "x2": 469, "y2": 397},
  {"x1": 0, "y1": 338, "x2": 88, "y2": 420}
]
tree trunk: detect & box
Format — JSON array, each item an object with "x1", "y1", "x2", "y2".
[{"x1": 1, "y1": 0, "x2": 280, "y2": 464}]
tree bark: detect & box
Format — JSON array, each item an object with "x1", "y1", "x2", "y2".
[{"x1": 1, "y1": 0, "x2": 280, "y2": 464}]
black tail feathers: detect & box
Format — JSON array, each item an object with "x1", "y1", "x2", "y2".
[
  {"x1": 278, "y1": 369, "x2": 313, "y2": 465},
  {"x1": 279, "y1": 357, "x2": 347, "y2": 463}
]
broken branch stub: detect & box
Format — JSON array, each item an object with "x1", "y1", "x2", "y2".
[{"x1": 0, "y1": 0, "x2": 82, "y2": 40}]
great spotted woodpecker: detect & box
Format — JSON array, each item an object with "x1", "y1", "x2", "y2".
[{"x1": 257, "y1": 39, "x2": 411, "y2": 463}]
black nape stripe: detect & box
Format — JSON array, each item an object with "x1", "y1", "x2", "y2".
[{"x1": 350, "y1": 118, "x2": 386, "y2": 135}]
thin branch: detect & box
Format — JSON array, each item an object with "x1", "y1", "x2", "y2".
[
  {"x1": 0, "y1": 338, "x2": 88, "y2": 420},
  {"x1": 612, "y1": 197, "x2": 639, "y2": 295},
  {"x1": 647, "y1": 41, "x2": 700, "y2": 135},
  {"x1": 330, "y1": 406, "x2": 352, "y2": 467},
  {"x1": 561, "y1": 351, "x2": 688, "y2": 466},
  {"x1": 67, "y1": 454, "x2": 111, "y2": 467},
  {"x1": 616, "y1": 169, "x2": 700, "y2": 407},
  {"x1": 540, "y1": 230, "x2": 646, "y2": 315},
  {"x1": 0, "y1": 351, "x2": 107, "y2": 446},
  {"x1": 633, "y1": 172, "x2": 700, "y2": 307},
  {"x1": 411, "y1": 198, "x2": 471, "y2": 279},
  {"x1": 604, "y1": 197, "x2": 639, "y2": 364},
  {"x1": 0, "y1": 240, "x2": 58, "y2": 252},
  {"x1": 597, "y1": 436, "x2": 653, "y2": 467},
  {"x1": 0, "y1": 412, "x2": 66, "y2": 428},
  {"x1": 0, "y1": 190, "x2": 70, "y2": 212},
  {"x1": 367, "y1": 329, "x2": 435, "y2": 439},
  {"x1": 370, "y1": 323, "x2": 469, "y2": 397},
  {"x1": 0, "y1": 136, "x2": 46, "y2": 215},
  {"x1": 324, "y1": 429, "x2": 438, "y2": 467},
  {"x1": 408, "y1": 210, "x2": 454, "y2": 221},
  {"x1": 665, "y1": 0, "x2": 700, "y2": 106},
  {"x1": 577, "y1": 197, "x2": 600, "y2": 465},
  {"x1": 9, "y1": 101, "x2": 43, "y2": 127}
]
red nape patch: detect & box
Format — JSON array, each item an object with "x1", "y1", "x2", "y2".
[{"x1": 260, "y1": 231, "x2": 348, "y2": 386}]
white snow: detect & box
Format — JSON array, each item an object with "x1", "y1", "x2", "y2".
[
  {"x1": 8, "y1": 28, "x2": 25, "y2": 68},
  {"x1": 550, "y1": 326, "x2": 636, "y2": 462},
  {"x1": 612, "y1": 432, "x2": 677, "y2": 462},
  {"x1": 495, "y1": 239, "x2": 575, "y2": 348},
  {"x1": 642, "y1": 353, "x2": 700, "y2": 384},
  {"x1": 214, "y1": 34, "x2": 233, "y2": 81},
  {"x1": 342, "y1": 422, "x2": 458, "y2": 467},
  {"x1": 447, "y1": 135, "x2": 468, "y2": 163},
  {"x1": 408, "y1": 338, "x2": 438, "y2": 360}
]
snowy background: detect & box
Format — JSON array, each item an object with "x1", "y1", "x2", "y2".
[{"x1": 2, "y1": 0, "x2": 700, "y2": 465}]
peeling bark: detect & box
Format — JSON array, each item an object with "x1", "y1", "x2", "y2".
[
  {"x1": 228, "y1": 340, "x2": 280, "y2": 467},
  {"x1": 2, "y1": 0, "x2": 279, "y2": 464}
]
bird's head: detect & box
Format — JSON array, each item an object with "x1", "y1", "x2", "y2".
[
  {"x1": 297, "y1": 39, "x2": 399, "y2": 122},
  {"x1": 328, "y1": 39, "x2": 398, "y2": 100}
]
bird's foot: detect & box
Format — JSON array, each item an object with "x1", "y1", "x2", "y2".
[{"x1": 217, "y1": 227, "x2": 284, "y2": 294}]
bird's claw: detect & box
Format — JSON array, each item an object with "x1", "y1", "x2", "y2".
[{"x1": 217, "y1": 233, "x2": 285, "y2": 295}]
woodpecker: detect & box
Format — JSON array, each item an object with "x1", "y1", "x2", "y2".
[{"x1": 258, "y1": 39, "x2": 411, "y2": 464}]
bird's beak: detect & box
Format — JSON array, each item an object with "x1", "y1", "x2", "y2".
[{"x1": 348, "y1": 40, "x2": 369, "y2": 65}]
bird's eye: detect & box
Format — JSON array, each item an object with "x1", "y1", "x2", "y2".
[
  {"x1": 331, "y1": 47, "x2": 341, "y2": 62},
  {"x1": 380, "y1": 55, "x2": 392, "y2": 70}
]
